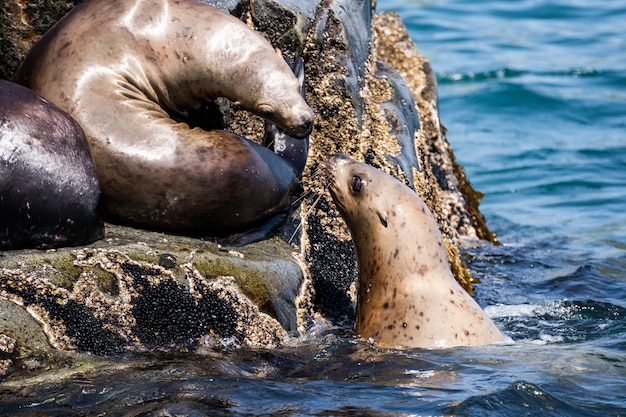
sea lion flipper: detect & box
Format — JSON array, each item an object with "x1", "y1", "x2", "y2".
[
  {"x1": 262, "y1": 56, "x2": 310, "y2": 178},
  {"x1": 215, "y1": 210, "x2": 290, "y2": 247}
]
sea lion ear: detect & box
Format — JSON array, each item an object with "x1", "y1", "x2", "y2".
[
  {"x1": 377, "y1": 209, "x2": 388, "y2": 228},
  {"x1": 275, "y1": 48, "x2": 283, "y2": 58},
  {"x1": 293, "y1": 56, "x2": 305, "y2": 86}
]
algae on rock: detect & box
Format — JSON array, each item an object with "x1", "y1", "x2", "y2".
[{"x1": 0, "y1": 225, "x2": 296, "y2": 356}]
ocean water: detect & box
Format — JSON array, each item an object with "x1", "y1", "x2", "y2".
[{"x1": 2, "y1": 0, "x2": 626, "y2": 415}]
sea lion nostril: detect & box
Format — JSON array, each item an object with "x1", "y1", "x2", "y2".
[{"x1": 287, "y1": 116, "x2": 313, "y2": 139}]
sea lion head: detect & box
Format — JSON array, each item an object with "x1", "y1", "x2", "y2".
[
  {"x1": 224, "y1": 43, "x2": 314, "y2": 139},
  {"x1": 326, "y1": 153, "x2": 428, "y2": 248},
  {"x1": 250, "y1": 60, "x2": 314, "y2": 139},
  {"x1": 326, "y1": 153, "x2": 396, "y2": 242}
]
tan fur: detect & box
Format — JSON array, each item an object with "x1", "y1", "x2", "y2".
[
  {"x1": 13, "y1": 0, "x2": 314, "y2": 239},
  {"x1": 327, "y1": 154, "x2": 508, "y2": 349}
]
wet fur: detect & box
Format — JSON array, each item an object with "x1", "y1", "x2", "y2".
[
  {"x1": 327, "y1": 153, "x2": 508, "y2": 348},
  {"x1": 0, "y1": 80, "x2": 103, "y2": 249},
  {"x1": 13, "y1": 0, "x2": 314, "y2": 245}
]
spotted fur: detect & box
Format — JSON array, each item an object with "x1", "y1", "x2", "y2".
[{"x1": 327, "y1": 153, "x2": 508, "y2": 348}]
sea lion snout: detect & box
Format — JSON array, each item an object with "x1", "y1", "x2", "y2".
[
  {"x1": 253, "y1": 94, "x2": 314, "y2": 139},
  {"x1": 325, "y1": 153, "x2": 348, "y2": 189},
  {"x1": 280, "y1": 105, "x2": 315, "y2": 139},
  {"x1": 326, "y1": 153, "x2": 358, "y2": 214}
]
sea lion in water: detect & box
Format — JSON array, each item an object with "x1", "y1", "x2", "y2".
[
  {"x1": 326, "y1": 154, "x2": 508, "y2": 348},
  {"x1": 13, "y1": 0, "x2": 314, "y2": 245},
  {"x1": 0, "y1": 80, "x2": 103, "y2": 250}
]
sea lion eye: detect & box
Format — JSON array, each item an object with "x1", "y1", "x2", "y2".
[
  {"x1": 257, "y1": 103, "x2": 274, "y2": 118},
  {"x1": 351, "y1": 175, "x2": 363, "y2": 193}
]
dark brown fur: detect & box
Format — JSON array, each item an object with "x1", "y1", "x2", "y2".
[
  {"x1": 13, "y1": 0, "x2": 314, "y2": 245},
  {"x1": 0, "y1": 80, "x2": 103, "y2": 249}
]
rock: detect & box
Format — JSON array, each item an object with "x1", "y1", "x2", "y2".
[
  {"x1": 0, "y1": 0, "x2": 496, "y2": 379},
  {"x1": 0, "y1": 224, "x2": 299, "y2": 350},
  {"x1": 0, "y1": 0, "x2": 81, "y2": 80},
  {"x1": 299, "y1": 6, "x2": 496, "y2": 324}
]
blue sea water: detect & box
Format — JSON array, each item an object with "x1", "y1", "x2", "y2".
[
  {"x1": 375, "y1": 0, "x2": 626, "y2": 414},
  {"x1": 2, "y1": 1, "x2": 626, "y2": 415}
]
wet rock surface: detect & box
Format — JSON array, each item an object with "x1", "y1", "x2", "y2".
[{"x1": 0, "y1": 0, "x2": 495, "y2": 381}]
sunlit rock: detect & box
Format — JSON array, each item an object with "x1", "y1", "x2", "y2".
[{"x1": 0, "y1": 0, "x2": 495, "y2": 379}]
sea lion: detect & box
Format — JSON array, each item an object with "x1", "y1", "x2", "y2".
[
  {"x1": 13, "y1": 0, "x2": 314, "y2": 245},
  {"x1": 0, "y1": 80, "x2": 103, "y2": 250},
  {"x1": 326, "y1": 153, "x2": 508, "y2": 348},
  {"x1": 263, "y1": 57, "x2": 309, "y2": 179}
]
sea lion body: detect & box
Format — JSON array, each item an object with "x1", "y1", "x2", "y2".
[
  {"x1": 327, "y1": 154, "x2": 507, "y2": 348},
  {"x1": 0, "y1": 80, "x2": 103, "y2": 249},
  {"x1": 14, "y1": 0, "x2": 314, "y2": 244}
]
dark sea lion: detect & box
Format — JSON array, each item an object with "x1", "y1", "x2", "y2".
[
  {"x1": 263, "y1": 57, "x2": 309, "y2": 179},
  {"x1": 0, "y1": 80, "x2": 103, "y2": 250},
  {"x1": 327, "y1": 154, "x2": 508, "y2": 348},
  {"x1": 13, "y1": 0, "x2": 314, "y2": 245}
]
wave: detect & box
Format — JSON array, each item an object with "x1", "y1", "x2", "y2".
[
  {"x1": 486, "y1": 298, "x2": 626, "y2": 347},
  {"x1": 450, "y1": 380, "x2": 626, "y2": 417},
  {"x1": 436, "y1": 67, "x2": 611, "y2": 84}
]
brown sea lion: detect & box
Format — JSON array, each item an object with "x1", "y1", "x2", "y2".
[
  {"x1": 13, "y1": 0, "x2": 314, "y2": 245},
  {"x1": 0, "y1": 80, "x2": 103, "y2": 249},
  {"x1": 327, "y1": 153, "x2": 509, "y2": 348}
]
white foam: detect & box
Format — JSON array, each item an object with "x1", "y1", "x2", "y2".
[{"x1": 484, "y1": 303, "x2": 540, "y2": 318}]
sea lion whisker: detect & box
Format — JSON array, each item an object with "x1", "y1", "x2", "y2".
[
  {"x1": 287, "y1": 221, "x2": 302, "y2": 245},
  {"x1": 294, "y1": 181, "x2": 326, "y2": 210},
  {"x1": 305, "y1": 164, "x2": 331, "y2": 189},
  {"x1": 290, "y1": 183, "x2": 318, "y2": 206},
  {"x1": 286, "y1": 189, "x2": 325, "y2": 245},
  {"x1": 290, "y1": 192, "x2": 308, "y2": 207},
  {"x1": 303, "y1": 189, "x2": 325, "y2": 215}
]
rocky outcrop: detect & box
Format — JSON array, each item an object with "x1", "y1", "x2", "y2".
[
  {"x1": 0, "y1": 0, "x2": 495, "y2": 378},
  {"x1": 1, "y1": 225, "x2": 297, "y2": 351}
]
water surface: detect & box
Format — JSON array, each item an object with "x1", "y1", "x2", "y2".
[{"x1": 2, "y1": 0, "x2": 626, "y2": 415}]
